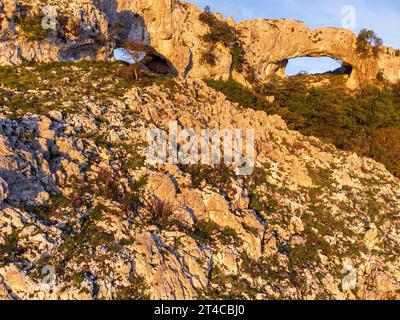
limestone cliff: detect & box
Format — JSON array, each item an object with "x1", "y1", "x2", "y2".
[{"x1": 1, "y1": 0, "x2": 399, "y2": 88}]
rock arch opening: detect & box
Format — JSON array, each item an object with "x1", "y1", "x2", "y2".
[
  {"x1": 113, "y1": 47, "x2": 177, "y2": 76},
  {"x1": 285, "y1": 57, "x2": 352, "y2": 77}
]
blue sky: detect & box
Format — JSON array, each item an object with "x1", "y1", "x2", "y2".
[{"x1": 189, "y1": 0, "x2": 400, "y2": 75}]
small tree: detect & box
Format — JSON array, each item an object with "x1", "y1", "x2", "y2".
[
  {"x1": 204, "y1": 6, "x2": 211, "y2": 14},
  {"x1": 118, "y1": 40, "x2": 151, "y2": 80},
  {"x1": 356, "y1": 29, "x2": 383, "y2": 57}
]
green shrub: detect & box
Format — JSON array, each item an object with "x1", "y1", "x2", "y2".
[
  {"x1": 189, "y1": 220, "x2": 218, "y2": 245},
  {"x1": 200, "y1": 46, "x2": 217, "y2": 66},
  {"x1": 205, "y1": 79, "x2": 271, "y2": 111},
  {"x1": 180, "y1": 163, "x2": 235, "y2": 191},
  {"x1": 376, "y1": 71, "x2": 385, "y2": 82},
  {"x1": 356, "y1": 29, "x2": 383, "y2": 57},
  {"x1": 31, "y1": 194, "x2": 73, "y2": 221},
  {"x1": 207, "y1": 76, "x2": 400, "y2": 178},
  {"x1": 14, "y1": 14, "x2": 49, "y2": 42},
  {"x1": 145, "y1": 197, "x2": 175, "y2": 230}
]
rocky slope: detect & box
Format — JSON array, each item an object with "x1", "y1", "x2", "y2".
[
  {"x1": 0, "y1": 62, "x2": 400, "y2": 300},
  {"x1": 1, "y1": 0, "x2": 400, "y2": 89}
]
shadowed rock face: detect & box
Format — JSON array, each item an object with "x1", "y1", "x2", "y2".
[{"x1": 0, "y1": 0, "x2": 399, "y2": 88}]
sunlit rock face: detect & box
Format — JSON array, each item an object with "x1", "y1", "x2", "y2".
[
  {"x1": 1, "y1": 74, "x2": 400, "y2": 299},
  {"x1": 104, "y1": 0, "x2": 400, "y2": 88},
  {"x1": 0, "y1": 177, "x2": 8, "y2": 203},
  {"x1": 0, "y1": 0, "x2": 400, "y2": 87},
  {"x1": 237, "y1": 19, "x2": 400, "y2": 89}
]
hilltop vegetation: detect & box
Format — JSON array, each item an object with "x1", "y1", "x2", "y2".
[
  {"x1": 206, "y1": 75, "x2": 400, "y2": 177},
  {"x1": 1, "y1": 61, "x2": 400, "y2": 300}
]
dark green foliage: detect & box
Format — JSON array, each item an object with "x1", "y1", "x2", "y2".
[
  {"x1": 356, "y1": 29, "x2": 383, "y2": 57},
  {"x1": 0, "y1": 230, "x2": 23, "y2": 265},
  {"x1": 188, "y1": 220, "x2": 218, "y2": 246},
  {"x1": 180, "y1": 163, "x2": 235, "y2": 191},
  {"x1": 31, "y1": 194, "x2": 73, "y2": 221},
  {"x1": 370, "y1": 127, "x2": 400, "y2": 176},
  {"x1": 207, "y1": 76, "x2": 400, "y2": 177},
  {"x1": 199, "y1": 12, "x2": 245, "y2": 73},
  {"x1": 220, "y1": 227, "x2": 243, "y2": 246},
  {"x1": 14, "y1": 14, "x2": 49, "y2": 42},
  {"x1": 205, "y1": 79, "x2": 271, "y2": 111},
  {"x1": 231, "y1": 43, "x2": 245, "y2": 72},
  {"x1": 114, "y1": 275, "x2": 150, "y2": 300},
  {"x1": 376, "y1": 71, "x2": 385, "y2": 82},
  {"x1": 200, "y1": 47, "x2": 217, "y2": 66}
]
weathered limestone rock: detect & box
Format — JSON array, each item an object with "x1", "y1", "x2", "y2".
[
  {"x1": 237, "y1": 19, "x2": 400, "y2": 89},
  {"x1": 177, "y1": 188, "x2": 207, "y2": 220},
  {"x1": 0, "y1": 177, "x2": 8, "y2": 203},
  {"x1": 364, "y1": 225, "x2": 379, "y2": 249},
  {"x1": 2, "y1": 0, "x2": 399, "y2": 88},
  {"x1": 0, "y1": 283, "x2": 11, "y2": 300},
  {"x1": 0, "y1": 266, "x2": 41, "y2": 299},
  {"x1": 374, "y1": 272, "x2": 400, "y2": 294}
]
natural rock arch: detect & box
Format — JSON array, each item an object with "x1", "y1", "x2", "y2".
[
  {"x1": 235, "y1": 19, "x2": 400, "y2": 89},
  {"x1": 104, "y1": 1, "x2": 400, "y2": 89}
]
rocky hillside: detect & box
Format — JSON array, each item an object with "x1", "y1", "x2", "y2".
[
  {"x1": 1, "y1": 0, "x2": 400, "y2": 89},
  {"x1": 1, "y1": 62, "x2": 400, "y2": 300}
]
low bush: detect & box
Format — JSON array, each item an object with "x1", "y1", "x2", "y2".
[
  {"x1": 14, "y1": 14, "x2": 49, "y2": 42},
  {"x1": 0, "y1": 230, "x2": 23, "y2": 266}
]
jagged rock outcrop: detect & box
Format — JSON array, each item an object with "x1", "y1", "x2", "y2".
[
  {"x1": 1, "y1": 61, "x2": 400, "y2": 299},
  {"x1": 237, "y1": 19, "x2": 400, "y2": 89},
  {"x1": 1, "y1": 0, "x2": 399, "y2": 88}
]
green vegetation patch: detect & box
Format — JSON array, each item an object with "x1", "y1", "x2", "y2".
[{"x1": 206, "y1": 76, "x2": 400, "y2": 177}]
